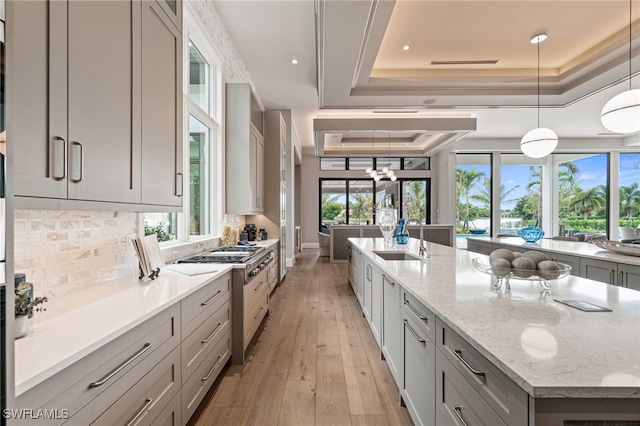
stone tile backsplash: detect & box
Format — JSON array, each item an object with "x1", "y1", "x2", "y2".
[{"x1": 14, "y1": 210, "x2": 138, "y2": 297}]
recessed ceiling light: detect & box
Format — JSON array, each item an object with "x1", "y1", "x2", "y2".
[
  {"x1": 530, "y1": 32, "x2": 547, "y2": 44},
  {"x1": 291, "y1": 58, "x2": 299, "y2": 65},
  {"x1": 402, "y1": 44, "x2": 410, "y2": 51}
]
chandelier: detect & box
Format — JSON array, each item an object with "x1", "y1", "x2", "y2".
[{"x1": 365, "y1": 132, "x2": 397, "y2": 181}]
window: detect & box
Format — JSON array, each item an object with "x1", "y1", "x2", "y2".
[
  {"x1": 143, "y1": 12, "x2": 222, "y2": 243},
  {"x1": 555, "y1": 153, "x2": 609, "y2": 236},
  {"x1": 456, "y1": 154, "x2": 492, "y2": 241},
  {"x1": 320, "y1": 180, "x2": 346, "y2": 228},
  {"x1": 349, "y1": 181, "x2": 374, "y2": 224},
  {"x1": 404, "y1": 157, "x2": 430, "y2": 170},
  {"x1": 319, "y1": 178, "x2": 430, "y2": 230},
  {"x1": 619, "y1": 153, "x2": 640, "y2": 229},
  {"x1": 376, "y1": 157, "x2": 401, "y2": 171},
  {"x1": 320, "y1": 158, "x2": 346, "y2": 170},
  {"x1": 348, "y1": 158, "x2": 374, "y2": 171},
  {"x1": 402, "y1": 180, "x2": 428, "y2": 223}
]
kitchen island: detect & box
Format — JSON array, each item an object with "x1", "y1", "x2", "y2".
[{"x1": 349, "y1": 237, "x2": 640, "y2": 426}]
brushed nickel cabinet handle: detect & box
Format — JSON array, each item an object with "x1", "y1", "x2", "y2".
[
  {"x1": 404, "y1": 300, "x2": 427, "y2": 323},
  {"x1": 454, "y1": 349, "x2": 485, "y2": 377},
  {"x1": 383, "y1": 274, "x2": 395, "y2": 286},
  {"x1": 126, "y1": 398, "x2": 153, "y2": 426},
  {"x1": 176, "y1": 172, "x2": 183, "y2": 197},
  {"x1": 403, "y1": 319, "x2": 426, "y2": 344},
  {"x1": 89, "y1": 343, "x2": 152, "y2": 388},
  {"x1": 619, "y1": 270, "x2": 624, "y2": 286},
  {"x1": 201, "y1": 290, "x2": 222, "y2": 306},
  {"x1": 202, "y1": 355, "x2": 223, "y2": 381},
  {"x1": 52, "y1": 136, "x2": 66, "y2": 180},
  {"x1": 453, "y1": 406, "x2": 469, "y2": 426},
  {"x1": 255, "y1": 280, "x2": 267, "y2": 292},
  {"x1": 201, "y1": 323, "x2": 222, "y2": 344},
  {"x1": 70, "y1": 141, "x2": 84, "y2": 183}
]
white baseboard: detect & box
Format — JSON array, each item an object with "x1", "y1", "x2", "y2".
[
  {"x1": 286, "y1": 256, "x2": 296, "y2": 267},
  {"x1": 302, "y1": 243, "x2": 319, "y2": 249}
]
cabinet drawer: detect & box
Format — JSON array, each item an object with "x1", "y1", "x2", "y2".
[
  {"x1": 402, "y1": 290, "x2": 436, "y2": 343},
  {"x1": 181, "y1": 299, "x2": 231, "y2": 384},
  {"x1": 182, "y1": 330, "x2": 231, "y2": 424},
  {"x1": 18, "y1": 303, "x2": 180, "y2": 424},
  {"x1": 436, "y1": 319, "x2": 528, "y2": 425},
  {"x1": 90, "y1": 346, "x2": 181, "y2": 426},
  {"x1": 244, "y1": 269, "x2": 269, "y2": 312},
  {"x1": 181, "y1": 273, "x2": 231, "y2": 337},
  {"x1": 243, "y1": 288, "x2": 269, "y2": 350},
  {"x1": 436, "y1": 350, "x2": 507, "y2": 426},
  {"x1": 150, "y1": 390, "x2": 181, "y2": 426}
]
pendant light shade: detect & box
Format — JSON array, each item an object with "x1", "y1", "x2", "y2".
[
  {"x1": 521, "y1": 32, "x2": 557, "y2": 158},
  {"x1": 601, "y1": 89, "x2": 640, "y2": 134},
  {"x1": 601, "y1": 0, "x2": 640, "y2": 134},
  {"x1": 520, "y1": 127, "x2": 558, "y2": 158}
]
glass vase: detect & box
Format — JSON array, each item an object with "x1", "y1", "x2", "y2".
[{"x1": 378, "y1": 208, "x2": 397, "y2": 245}]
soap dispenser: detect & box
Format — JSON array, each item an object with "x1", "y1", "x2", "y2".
[{"x1": 396, "y1": 218, "x2": 409, "y2": 244}]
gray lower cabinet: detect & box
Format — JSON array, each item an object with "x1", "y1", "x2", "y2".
[
  {"x1": 436, "y1": 320, "x2": 528, "y2": 426},
  {"x1": 15, "y1": 273, "x2": 233, "y2": 426},
  {"x1": 618, "y1": 263, "x2": 640, "y2": 290},
  {"x1": 401, "y1": 309, "x2": 436, "y2": 426},
  {"x1": 436, "y1": 350, "x2": 507, "y2": 426},
  {"x1": 466, "y1": 239, "x2": 493, "y2": 255},
  {"x1": 546, "y1": 252, "x2": 580, "y2": 276},
  {"x1": 580, "y1": 258, "x2": 617, "y2": 284},
  {"x1": 381, "y1": 273, "x2": 401, "y2": 387}
]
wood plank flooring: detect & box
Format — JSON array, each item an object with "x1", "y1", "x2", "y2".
[{"x1": 190, "y1": 249, "x2": 413, "y2": 426}]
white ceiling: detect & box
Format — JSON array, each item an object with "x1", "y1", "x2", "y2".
[{"x1": 213, "y1": 0, "x2": 640, "y2": 153}]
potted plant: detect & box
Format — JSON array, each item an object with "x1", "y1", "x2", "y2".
[{"x1": 14, "y1": 282, "x2": 48, "y2": 339}]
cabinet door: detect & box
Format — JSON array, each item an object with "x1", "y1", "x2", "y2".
[
  {"x1": 370, "y1": 265, "x2": 383, "y2": 346},
  {"x1": 8, "y1": 0, "x2": 68, "y2": 200},
  {"x1": 580, "y1": 258, "x2": 617, "y2": 285},
  {"x1": 548, "y1": 252, "x2": 580, "y2": 276},
  {"x1": 155, "y1": 0, "x2": 182, "y2": 32},
  {"x1": 66, "y1": 0, "x2": 141, "y2": 203},
  {"x1": 618, "y1": 263, "x2": 640, "y2": 290},
  {"x1": 256, "y1": 135, "x2": 265, "y2": 211},
  {"x1": 382, "y1": 273, "x2": 401, "y2": 386},
  {"x1": 402, "y1": 314, "x2": 436, "y2": 426},
  {"x1": 141, "y1": 0, "x2": 183, "y2": 207}
]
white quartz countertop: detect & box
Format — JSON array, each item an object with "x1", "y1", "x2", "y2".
[
  {"x1": 469, "y1": 237, "x2": 640, "y2": 266},
  {"x1": 14, "y1": 265, "x2": 236, "y2": 396},
  {"x1": 349, "y1": 238, "x2": 640, "y2": 399}
]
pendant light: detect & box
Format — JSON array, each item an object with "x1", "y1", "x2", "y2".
[
  {"x1": 365, "y1": 132, "x2": 397, "y2": 181},
  {"x1": 521, "y1": 32, "x2": 558, "y2": 158},
  {"x1": 601, "y1": 0, "x2": 640, "y2": 134}
]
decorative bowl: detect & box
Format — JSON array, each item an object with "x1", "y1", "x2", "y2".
[
  {"x1": 518, "y1": 225, "x2": 544, "y2": 242},
  {"x1": 592, "y1": 240, "x2": 640, "y2": 257},
  {"x1": 470, "y1": 229, "x2": 487, "y2": 235},
  {"x1": 471, "y1": 257, "x2": 571, "y2": 291}
]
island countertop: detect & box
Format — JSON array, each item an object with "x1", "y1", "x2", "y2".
[
  {"x1": 468, "y1": 236, "x2": 640, "y2": 267},
  {"x1": 349, "y1": 237, "x2": 640, "y2": 399}
]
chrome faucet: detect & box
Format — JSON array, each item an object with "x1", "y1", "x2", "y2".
[{"x1": 404, "y1": 218, "x2": 427, "y2": 257}]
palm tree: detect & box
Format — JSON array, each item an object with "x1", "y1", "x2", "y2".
[
  {"x1": 349, "y1": 193, "x2": 373, "y2": 224},
  {"x1": 456, "y1": 168, "x2": 485, "y2": 230},
  {"x1": 526, "y1": 166, "x2": 543, "y2": 225},
  {"x1": 406, "y1": 181, "x2": 426, "y2": 222},
  {"x1": 471, "y1": 177, "x2": 520, "y2": 209},
  {"x1": 620, "y1": 182, "x2": 640, "y2": 219},
  {"x1": 568, "y1": 185, "x2": 607, "y2": 219}
]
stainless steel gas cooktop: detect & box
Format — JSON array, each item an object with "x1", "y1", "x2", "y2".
[{"x1": 178, "y1": 245, "x2": 265, "y2": 264}]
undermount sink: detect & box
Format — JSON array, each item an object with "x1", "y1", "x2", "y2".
[{"x1": 373, "y1": 251, "x2": 423, "y2": 261}]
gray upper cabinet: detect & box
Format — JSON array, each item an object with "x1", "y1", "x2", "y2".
[
  {"x1": 140, "y1": 0, "x2": 183, "y2": 207},
  {"x1": 226, "y1": 84, "x2": 264, "y2": 214},
  {"x1": 7, "y1": 0, "x2": 182, "y2": 210},
  {"x1": 155, "y1": 0, "x2": 182, "y2": 32}
]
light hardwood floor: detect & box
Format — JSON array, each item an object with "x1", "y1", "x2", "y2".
[{"x1": 190, "y1": 249, "x2": 413, "y2": 426}]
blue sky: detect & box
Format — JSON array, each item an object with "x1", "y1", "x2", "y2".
[{"x1": 459, "y1": 152, "x2": 640, "y2": 209}]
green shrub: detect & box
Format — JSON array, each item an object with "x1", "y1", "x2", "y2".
[{"x1": 144, "y1": 222, "x2": 171, "y2": 242}]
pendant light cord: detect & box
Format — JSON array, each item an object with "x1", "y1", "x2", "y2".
[
  {"x1": 537, "y1": 41, "x2": 540, "y2": 128},
  {"x1": 629, "y1": 0, "x2": 632, "y2": 90}
]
